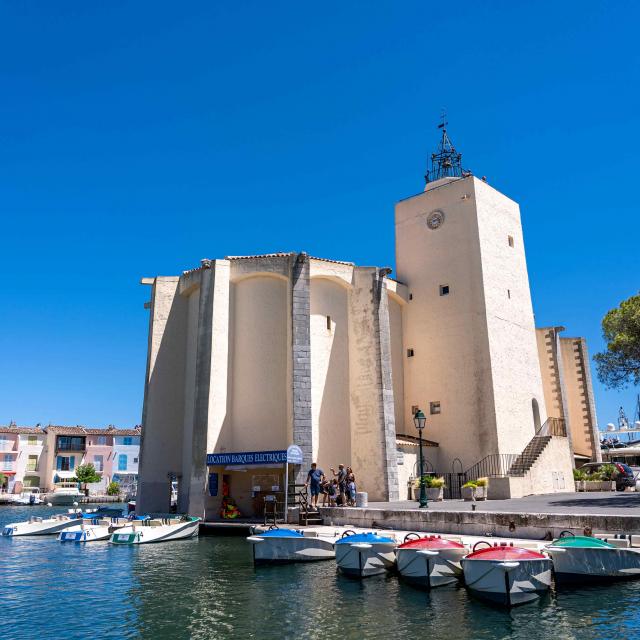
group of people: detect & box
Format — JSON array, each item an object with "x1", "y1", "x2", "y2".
[{"x1": 305, "y1": 462, "x2": 357, "y2": 509}]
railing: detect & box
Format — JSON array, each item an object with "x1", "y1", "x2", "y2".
[
  {"x1": 464, "y1": 454, "x2": 520, "y2": 481},
  {"x1": 55, "y1": 443, "x2": 86, "y2": 452},
  {"x1": 536, "y1": 417, "x2": 567, "y2": 437},
  {"x1": 1, "y1": 463, "x2": 16, "y2": 472}
]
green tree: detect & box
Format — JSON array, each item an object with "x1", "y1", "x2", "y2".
[
  {"x1": 594, "y1": 292, "x2": 640, "y2": 389},
  {"x1": 75, "y1": 463, "x2": 101, "y2": 496},
  {"x1": 0, "y1": 472, "x2": 5, "y2": 491},
  {"x1": 106, "y1": 481, "x2": 120, "y2": 496}
]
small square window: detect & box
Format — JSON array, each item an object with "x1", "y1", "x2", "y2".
[
  {"x1": 134, "y1": 457, "x2": 139, "y2": 464},
  {"x1": 439, "y1": 285, "x2": 450, "y2": 296},
  {"x1": 326, "y1": 315, "x2": 332, "y2": 331},
  {"x1": 407, "y1": 348, "x2": 415, "y2": 358},
  {"x1": 508, "y1": 235, "x2": 514, "y2": 248},
  {"x1": 409, "y1": 293, "x2": 413, "y2": 300},
  {"x1": 430, "y1": 401, "x2": 441, "y2": 415},
  {"x1": 411, "y1": 405, "x2": 420, "y2": 416}
]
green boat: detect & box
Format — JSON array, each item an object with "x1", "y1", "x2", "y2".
[{"x1": 547, "y1": 534, "x2": 640, "y2": 583}]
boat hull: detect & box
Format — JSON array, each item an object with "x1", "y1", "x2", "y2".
[
  {"x1": 336, "y1": 543, "x2": 396, "y2": 578},
  {"x1": 59, "y1": 525, "x2": 112, "y2": 542},
  {"x1": 462, "y1": 558, "x2": 552, "y2": 606},
  {"x1": 46, "y1": 493, "x2": 82, "y2": 506},
  {"x1": 2, "y1": 517, "x2": 79, "y2": 537},
  {"x1": 548, "y1": 547, "x2": 640, "y2": 583},
  {"x1": 396, "y1": 547, "x2": 465, "y2": 588},
  {"x1": 250, "y1": 535, "x2": 336, "y2": 564},
  {"x1": 110, "y1": 518, "x2": 200, "y2": 544}
]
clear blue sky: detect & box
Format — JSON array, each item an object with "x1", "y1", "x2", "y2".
[{"x1": 0, "y1": 2, "x2": 638, "y2": 429}]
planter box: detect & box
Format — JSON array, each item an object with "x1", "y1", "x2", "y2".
[
  {"x1": 601, "y1": 480, "x2": 615, "y2": 491},
  {"x1": 575, "y1": 481, "x2": 585, "y2": 492},
  {"x1": 462, "y1": 486, "x2": 486, "y2": 501},
  {"x1": 412, "y1": 485, "x2": 444, "y2": 502},
  {"x1": 585, "y1": 481, "x2": 602, "y2": 492}
]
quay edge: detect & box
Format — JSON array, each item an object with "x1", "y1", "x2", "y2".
[{"x1": 319, "y1": 507, "x2": 640, "y2": 540}]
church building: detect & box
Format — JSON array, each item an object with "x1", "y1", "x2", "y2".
[{"x1": 137, "y1": 128, "x2": 596, "y2": 518}]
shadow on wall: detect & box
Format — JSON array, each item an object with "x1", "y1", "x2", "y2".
[{"x1": 141, "y1": 284, "x2": 187, "y2": 508}]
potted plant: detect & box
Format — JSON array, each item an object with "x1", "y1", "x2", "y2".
[
  {"x1": 573, "y1": 467, "x2": 587, "y2": 492},
  {"x1": 411, "y1": 475, "x2": 446, "y2": 501},
  {"x1": 106, "y1": 481, "x2": 120, "y2": 497},
  {"x1": 462, "y1": 478, "x2": 488, "y2": 501},
  {"x1": 599, "y1": 464, "x2": 618, "y2": 491},
  {"x1": 75, "y1": 463, "x2": 101, "y2": 497},
  {"x1": 585, "y1": 471, "x2": 603, "y2": 492}
]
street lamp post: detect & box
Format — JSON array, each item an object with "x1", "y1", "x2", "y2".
[{"x1": 414, "y1": 409, "x2": 428, "y2": 508}]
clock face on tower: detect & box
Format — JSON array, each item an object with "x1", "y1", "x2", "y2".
[{"x1": 426, "y1": 210, "x2": 445, "y2": 230}]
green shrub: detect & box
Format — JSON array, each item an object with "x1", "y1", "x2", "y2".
[
  {"x1": 106, "y1": 481, "x2": 120, "y2": 496},
  {"x1": 475, "y1": 477, "x2": 488, "y2": 487},
  {"x1": 600, "y1": 464, "x2": 618, "y2": 481},
  {"x1": 412, "y1": 476, "x2": 446, "y2": 489},
  {"x1": 587, "y1": 471, "x2": 603, "y2": 481},
  {"x1": 573, "y1": 468, "x2": 587, "y2": 481},
  {"x1": 462, "y1": 481, "x2": 477, "y2": 489}
]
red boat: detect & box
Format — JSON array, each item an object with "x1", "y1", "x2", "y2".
[{"x1": 396, "y1": 535, "x2": 467, "y2": 588}]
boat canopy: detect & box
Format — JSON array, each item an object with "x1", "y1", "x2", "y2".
[
  {"x1": 398, "y1": 536, "x2": 465, "y2": 550},
  {"x1": 258, "y1": 528, "x2": 304, "y2": 538},
  {"x1": 465, "y1": 546, "x2": 546, "y2": 560},
  {"x1": 335, "y1": 533, "x2": 395, "y2": 545},
  {"x1": 549, "y1": 536, "x2": 615, "y2": 549}
]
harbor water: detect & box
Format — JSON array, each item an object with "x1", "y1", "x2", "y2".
[{"x1": 1, "y1": 506, "x2": 640, "y2": 639}]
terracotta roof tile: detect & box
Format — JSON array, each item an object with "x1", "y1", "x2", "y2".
[{"x1": 0, "y1": 426, "x2": 45, "y2": 434}]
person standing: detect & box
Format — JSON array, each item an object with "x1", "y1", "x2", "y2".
[
  {"x1": 330, "y1": 464, "x2": 347, "y2": 506},
  {"x1": 305, "y1": 462, "x2": 324, "y2": 509}
]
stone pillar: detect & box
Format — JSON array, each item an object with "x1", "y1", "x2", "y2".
[
  {"x1": 376, "y1": 273, "x2": 400, "y2": 501},
  {"x1": 182, "y1": 263, "x2": 215, "y2": 518},
  {"x1": 292, "y1": 253, "x2": 312, "y2": 482},
  {"x1": 348, "y1": 268, "x2": 398, "y2": 502}
]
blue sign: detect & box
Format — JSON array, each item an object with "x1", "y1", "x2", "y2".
[
  {"x1": 208, "y1": 473, "x2": 218, "y2": 497},
  {"x1": 206, "y1": 450, "x2": 288, "y2": 466}
]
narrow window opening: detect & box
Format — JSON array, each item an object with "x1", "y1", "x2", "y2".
[
  {"x1": 507, "y1": 289, "x2": 511, "y2": 299},
  {"x1": 407, "y1": 348, "x2": 415, "y2": 358},
  {"x1": 430, "y1": 401, "x2": 441, "y2": 415},
  {"x1": 409, "y1": 293, "x2": 413, "y2": 300},
  {"x1": 326, "y1": 315, "x2": 331, "y2": 331},
  {"x1": 439, "y1": 285, "x2": 450, "y2": 296},
  {"x1": 508, "y1": 235, "x2": 514, "y2": 248}
]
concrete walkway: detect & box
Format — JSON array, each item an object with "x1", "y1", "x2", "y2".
[{"x1": 368, "y1": 491, "x2": 640, "y2": 516}]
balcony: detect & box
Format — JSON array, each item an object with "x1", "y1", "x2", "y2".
[
  {"x1": 0, "y1": 443, "x2": 17, "y2": 453},
  {"x1": 1, "y1": 462, "x2": 16, "y2": 473},
  {"x1": 55, "y1": 437, "x2": 87, "y2": 453}
]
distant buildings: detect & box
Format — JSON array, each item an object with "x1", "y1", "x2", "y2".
[{"x1": 0, "y1": 424, "x2": 141, "y2": 495}]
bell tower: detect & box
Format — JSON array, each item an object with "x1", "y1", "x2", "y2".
[{"x1": 396, "y1": 123, "x2": 549, "y2": 473}]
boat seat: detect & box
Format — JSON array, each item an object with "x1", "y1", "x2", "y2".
[
  {"x1": 149, "y1": 520, "x2": 163, "y2": 527},
  {"x1": 302, "y1": 531, "x2": 318, "y2": 537}
]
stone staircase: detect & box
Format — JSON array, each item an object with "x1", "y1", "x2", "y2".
[{"x1": 507, "y1": 435, "x2": 552, "y2": 476}]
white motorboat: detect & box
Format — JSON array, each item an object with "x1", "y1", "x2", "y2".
[
  {"x1": 45, "y1": 482, "x2": 82, "y2": 506},
  {"x1": 109, "y1": 516, "x2": 200, "y2": 544},
  {"x1": 546, "y1": 535, "x2": 640, "y2": 583},
  {"x1": 461, "y1": 543, "x2": 552, "y2": 606},
  {"x1": 11, "y1": 489, "x2": 42, "y2": 505},
  {"x1": 2, "y1": 513, "x2": 81, "y2": 537},
  {"x1": 396, "y1": 534, "x2": 467, "y2": 588},
  {"x1": 247, "y1": 527, "x2": 342, "y2": 564},
  {"x1": 58, "y1": 515, "x2": 129, "y2": 542},
  {"x1": 335, "y1": 532, "x2": 397, "y2": 577}
]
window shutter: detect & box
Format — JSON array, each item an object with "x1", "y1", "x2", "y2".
[
  {"x1": 70, "y1": 456, "x2": 75, "y2": 471},
  {"x1": 56, "y1": 456, "x2": 62, "y2": 471}
]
